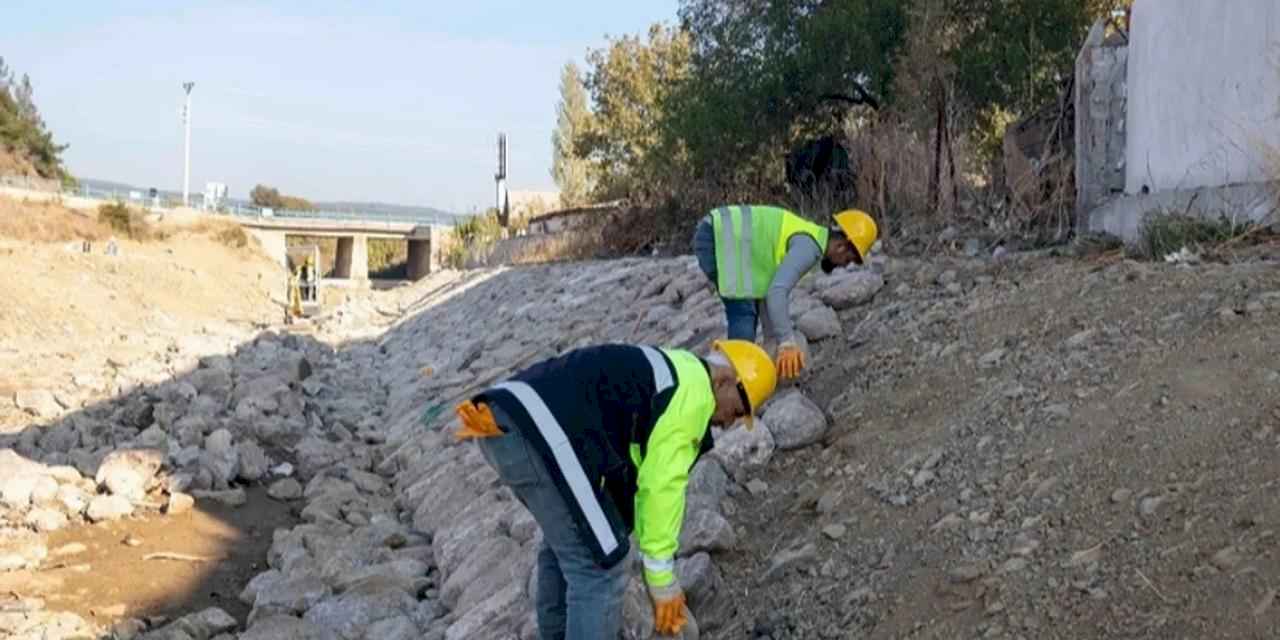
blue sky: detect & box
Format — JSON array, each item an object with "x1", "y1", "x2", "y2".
[{"x1": 1, "y1": 1, "x2": 680, "y2": 213}]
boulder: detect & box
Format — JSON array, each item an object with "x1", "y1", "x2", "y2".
[
  {"x1": 86, "y1": 495, "x2": 134, "y2": 522},
  {"x1": 795, "y1": 305, "x2": 841, "y2": 342},
  {"x1": 677, "y1": 508, "x2": 737, "y2": 556},
  {"x1": 818, "y1": 270, "x2": 884, "y2": 310},
  {"x1": 761, "y1": 390, "x2": 828, "y2": 450},
  {"x1": 708, "y1": 422, "x2": 775, "y2": 476},
  {"x1": 14, "y1": 389, "x2": 63, "y2": 418},
  {"x1": 95, "y1": 448, "x2": 164, "y2": 502}
]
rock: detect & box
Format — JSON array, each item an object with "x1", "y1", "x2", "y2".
[
  {"x1": 166, "y1": 492, "x2": 195, "y2": 515},
  {"x1": 444, "y1": 582, "x2": 525, "y2": 640},
  {"x1": 687, "y1": 459, "x2": 729, "y2": 510},
  {"x1": 202, "y1": 429, "x2": 240, "y2": 487},
  {"x1": 14, "y1": 389, "x2": 63, "y2": 418},
  {"x1": 56, "y1": 484, "x2": 89, "y2": 515},
  {"x1": 268, "y1": 479, "x2": 303, "y2": 501},
  {"x1": 796, "y1": 306, "x2": 841, "y2": 342},
  {"x1": 177, "y1": 608, "x2": 238, "y2": 638},
  {"x1": 0, "y1": 530, "x2": 47, "y2": 571},
  {"x1": 1, "y1": 475, "x2": 39, "y2": 510},
  {"x1": 239, "y1": 614, "x2": 329, "y2": 640},
  {"x1": 237, "y1": 441, "x2": 270, "y2": 482},
  {"x1": 86, "y1": 495, "x2": 134, "y2": 522},
  {"x1": 1210, "y1": 546, "x2": 1242, "y2": 571},
  {"x1": 1065, "y1": 329, "x2": 1096, "y2": 349},
  {"x1": 675, "y1": 552, "x2": 719, "y2": 607},
  {"x1": 1068, "y1": 543, "x2": 1103, "y2": 567},
  {"x1": 96, "y1": 448, "x2": 164, "y2": 502},
  {"x1": 25, "y1": 507, "x2": 68, "y2": 532},
  {"x1": 1001, "y1": 558, "x2": 1028, "y2": 574},
  {"x1": 819, "y1": 271, "x2": 885, "y2": 310},
  {"x1": 335, "y1": 559, "x2": 430, "y2": 597},
  {"x1": 1110, "y1": 488, "x2": 1133, "y2": 504},
  {"x1": 745, "y1": 479, "x2": 769, "y2": 496},
  {"x1": 978, "y1": 348, "x2": 1007, "y2": 369},
  {"x1": 1139, "y1": 494, "x2": 1166, "y2": 517},
  {"x1": 760, "y1": 391, "x2": 827, "y2": 450},
  {"x1": 678, "y1": 508, "x2": 737, "y2": 556},
  {"x1": 708, "y1": 422, "x2": 775, "y2": 475},
  {"x1": 442, "y1": 537, "x2": 522, "y2": 610},
  {"x1": 822, "y1": 524, "x2": 847, "y2": 540},
  {"x1": 912, "y1": 469, "x2": 936, "y2": 489},
  {"x1": 251, "y1": 574, "x2": 332, "y2": 618},
  {"x1": 760, "y1": 542, "x2": 817, "y2": 583},
  {"x1": 949, "y1": 562, "x2": 986, "y2": 583},
  {"x1": 191, "y1": 488, "x2": 247, "y2": 507}
]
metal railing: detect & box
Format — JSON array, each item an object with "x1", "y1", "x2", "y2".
[{"x1": 1, "y1": 173, "x2": 455, "y2": 227}]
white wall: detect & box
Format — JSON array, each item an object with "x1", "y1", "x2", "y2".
[{"x1": 1125, "y1": 0, "x2": 1280, "y2": 194}]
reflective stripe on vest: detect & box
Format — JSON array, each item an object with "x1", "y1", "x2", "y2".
[
  {"x1": 491, "y1": 381, "x2": 620, "y2": 556},
  {"x1": 712, "y1": 206, "x2": 826, "y2": 299},
  {"x1": 637, "y1": 345, "x2": 674, "y2": 395}
]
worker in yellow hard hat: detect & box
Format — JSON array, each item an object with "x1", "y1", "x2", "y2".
[
  {"x1": 456, "y1": 339, "x2": 777, "y2": 639},
  {"x1": 692, "y1": 205, "x2": 877, "y2": 379}
]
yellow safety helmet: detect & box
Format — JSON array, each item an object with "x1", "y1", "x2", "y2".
[
  {"x1": 712, "y1": 339, "x2": 778, "y2": 429},
  {"x1": 833, "y1": 209, "x2": 878, "y2": 263}
]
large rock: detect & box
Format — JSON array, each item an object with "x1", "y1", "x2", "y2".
[
  {"x1": 818, "y1": 270, "x2": 884, "y2": 310},
  {"x1": 676, "y1": 552, "x2": 722, "y2": 609},
  {"x1": 302, "y1": 581, "x2": 420, "y2": 640},
  {"x1": 761, "y1": 390, "x2": 828, "y2": 450},
  {"x1": 86, "y1": 495, "x2": 134, "y2": 522},
  {"x1": 25, "y1": 507, "x2": 69, "y2": 532},
  {"x1": 201, "y1": 429, "x2": 240, "y2": 488},
  {"x1": 95, "y1": 448, "x2": 164, "y2": 502},
  {"x1": 686, "y1": 459, "x2": 729, "y2": 513},
  {"x1": 240, "y1": 615, "x2": 332, "y2": 640},
  {"x1": 442, "y1": 537, "x2": 531, "y2": 612},
  {"x1": 707, "y1": 422, "x2": 775, "y2": 476},
  {"x1": 14, "y1": 389, "x2": 63, "y2": 418},
  {"x1": 250, "y1": 573, "x2": 332, "y2": 619},
  {"x1": 237, "y1": 440, "x2": 270, "y2": 481},
  {"x1": 188, "y1": 368, "x2": 233, "y2": 403},
  {"x1": 1, "y1": 475, "x2": 39, "y2": 510},
  {"x1": 677, "y1": 508, "x2": 737, "y2": 556},
  {"x1": 795, "y1": 305, "x2": 842, "y2": 342},
  {"x1": 622, "y1": 575, "x2": 699, "y2": 640},
  {"x1": 445, "y1": 582, "x2": 526, "y2": 640}
]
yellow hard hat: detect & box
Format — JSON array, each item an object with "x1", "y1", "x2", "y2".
[
  {"x1": 833, "y1": 209, "x2": 878, "y2": 263},
  {"x1": 712, "y1": 339, "x2": 777, "y2": 428}
]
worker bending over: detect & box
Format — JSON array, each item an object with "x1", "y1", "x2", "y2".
[
  {"x1": 455, "y1": 340, "x2": 778, "y2": 639},
  {"x1": 692, "y1": 205, "x2": 877, "y2": 379}
]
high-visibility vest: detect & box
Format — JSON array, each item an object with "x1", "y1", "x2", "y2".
[{"x1": 711, "y1": 205, "x2": 829, "y2": 299}]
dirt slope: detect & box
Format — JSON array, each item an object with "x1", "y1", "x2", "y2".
[{"x1": 711, "y1": 248, "x2": 1280, "y2": 639}]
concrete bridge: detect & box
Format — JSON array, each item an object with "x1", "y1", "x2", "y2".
[{"x1": 238, "y1": 216, "x2": 450, "y2": 281}]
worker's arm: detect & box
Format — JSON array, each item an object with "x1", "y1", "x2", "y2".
[
  {"x1": 633, "y1": 411, "x2": 704, "y2": 588},
  {"x1": 763, "y1": 234, "x2": 822, "y2": 343}
]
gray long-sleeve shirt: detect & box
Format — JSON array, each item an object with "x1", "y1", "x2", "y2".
[{"x1": 761, "y1": 233, "x2": 822, "y2": 343}]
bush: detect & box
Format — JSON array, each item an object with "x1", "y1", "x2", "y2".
[
  {"x1": 368, "y1": 238, "x2": 408, "y2": 278},
  {"x1": 1134, "y1": 212, "x2": 1251, "y2": 261},
  {"x1": 442, "y1": 210, "x2": 507, "y2": 269},
  {"x1": 97, "y1": 201, "x2": 153, "y2": 240}
]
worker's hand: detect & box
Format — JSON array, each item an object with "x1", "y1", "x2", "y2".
[
  {"x1": 776, "y1": 341, "x2": 805, "y2": 380},
  {"x1": 647, "y1": 581, "x2": 687, "y2": 636},
  {"x1": 455, "y1": 400, "x2": 500, "y2": 439}
]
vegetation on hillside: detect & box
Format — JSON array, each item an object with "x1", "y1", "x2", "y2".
[
  {"x1": 543, "y1": 0, "x2": 1116, "y2": 254},
  {"x1": 0, "y1": 56, "x2": 71, "y2": 182}
]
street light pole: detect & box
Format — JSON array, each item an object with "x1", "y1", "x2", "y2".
[{"x1": 182, "y1": 82, "x2": 194, "y2": 207}]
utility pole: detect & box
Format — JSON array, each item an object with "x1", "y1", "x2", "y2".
[
  {"x1": 495, "y1": 132, "x2": 509, "y2": 228},
  {"x1": 181, "y1": 81, "x2": 194, "y2": 206}
]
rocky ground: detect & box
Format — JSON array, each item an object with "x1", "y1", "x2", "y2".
[{"x1": 3, "y1": 202, "x2": 1279, "y2": 639}]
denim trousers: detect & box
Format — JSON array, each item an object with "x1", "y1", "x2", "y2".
[
  {"x1": 477, "y1": 416, "x2": 628, "y2": 640},
  {"x1": 693, "y1": 216, "x2": 760, "y2": 341}
]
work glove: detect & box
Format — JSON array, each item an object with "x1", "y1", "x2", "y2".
[
  {"x1": 454, "y1": 400, "x2": 501, "y2": 440},
  {"x1": 647, "y1": 580, "x2": 688, "y2": 636},
  {"x1": 776, "y1": 340, "x2": 805, "y2": 380}
]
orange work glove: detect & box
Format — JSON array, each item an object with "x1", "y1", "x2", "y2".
[
  {"x1": 648, "y1": 581, "x2": 687, "y2": 636},
  {"x1": 776, "y1": 341, "x2": 805, "y2": 380},
  {"x1": 454, "y1": 400, "x2": 501, "y2": 440}
]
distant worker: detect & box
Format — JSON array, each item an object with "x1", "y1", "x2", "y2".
[
  {"x1": 301, "y1": 255, "x2": 317, "y2": 302},
  {"x1": 691, "y1": 205, "x2": 878, "y2": 379},
  {"x1": 455, "y1": 340, "x2": 779, "y2": 639}
]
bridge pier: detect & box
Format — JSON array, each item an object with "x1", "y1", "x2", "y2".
[{"x1": 334, "y1": 235, "x2": 369, "y2": 280}]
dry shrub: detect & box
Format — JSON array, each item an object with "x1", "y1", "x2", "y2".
[
  {"x1": 187, "y1": 218, "x2": 256, "y2": 250},
  {"x1": 1132, "y1": 211, "x2": 1254, "y2": 261},
  {"x1": 0, "y1": 198, "x2": 109, "y2": 242},
  {"x1": 845, "y1": 116, "x2": 939, "y2": 235},
  {"x1": 98, "y1": 201, "x2": 158, "y2": 241}
]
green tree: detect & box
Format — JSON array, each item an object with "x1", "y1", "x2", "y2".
[
  {"x1": 579, "y1": 23, "x2": 694, "y2": 200},
  {"x1": 250, "y1": 184, "x2": 313, "y2": 211},
  {"x1": 0, "y1": 59, "x2": 69, "y2": 181},
  {"x1": 551, "y1": 61, "x2": 594, "y2": 208}
]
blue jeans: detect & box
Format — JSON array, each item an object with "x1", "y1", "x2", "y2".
[
  {"x1": 693, "y1": 216, "x2": 760, "y2": 341},
  {"x1": 476, "y1": 414, "x2": 628, "y2": 640}
]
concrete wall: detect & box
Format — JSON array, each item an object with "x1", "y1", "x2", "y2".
[
  {"x1": 1125, "y1": 0, "x2": 1280, "y2": 194},
  {"x1": 1075, "y1": 20, "x2": 1128, "y2": 224}
]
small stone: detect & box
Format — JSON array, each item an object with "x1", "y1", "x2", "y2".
[
  {"x1": 268, "y1": 478, "x2": 303, "y2": 501},
  {"x1": 86, "y1": 495, "x2": 134, "y2": 522},
  {"x1": 1043, "y1": 404, "x2": 1071, "y2": 420},
  {"x1": 1000, "y1": 558, "x2": 1028, "y2": 574},
  {"x1": 191, "y1": 488, "x2": 246, "y2": 507},
  {"x1": 1065, "y1": 330, "x2": 1096, "y2": 349},
  {"x1": 822, "y1": 524, "x2": 847, "y2": 540},
  {"x1": 912, "y1": 469, "x2": 936, "y2": 488},
  {"x1": 1139, "y1": 494, "x2": 1166, "y2": 517},
  {"x1": 746, "y1": 479, "x2": 769, "y2": 496},
  {"x1": 1210, "y1": 546, "x2": 1242, "y2": 571},
  {"x1": 1068, "y1": 543, "x2": 1103, "y2": 567},
  {"x1": 1110, "y1": 488, "x2": 1133, "y2": 504},
  {"x1": 166, "y1": 492, "x2": 195, "y2": 515},
  {"x1": 949, "y1": 563, "x2": 986, "y2": 583},
  {"x1": 52, "y1": 543, "x2": 87, "y2": 556},
  {"x1": 978, "y1": 348, "x2": 1007, "y2": 369}
]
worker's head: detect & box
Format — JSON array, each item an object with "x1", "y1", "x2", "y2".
[
  {"x1": 822, "y1": 209, "x2": 878, "y2": 273},
  {"x1": 705, "y1": 339, "x2": 778, "y2": 429}
]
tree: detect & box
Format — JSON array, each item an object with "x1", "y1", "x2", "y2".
[
  {"x1": 579, "y1": 23, "x2": 694, "y2": 200},
  {"x1": 251, "y1": 184, "x2": 314, "y2": 210},
  {"x1": 551, "y1": 62, "x2": 594, "y2": 208},
  {"x1": 14, "y1": 74, "x2": 39, "y2": 128},
  {"x1": 0, "y1": 59, "x2": 69, "y2": 181}
]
